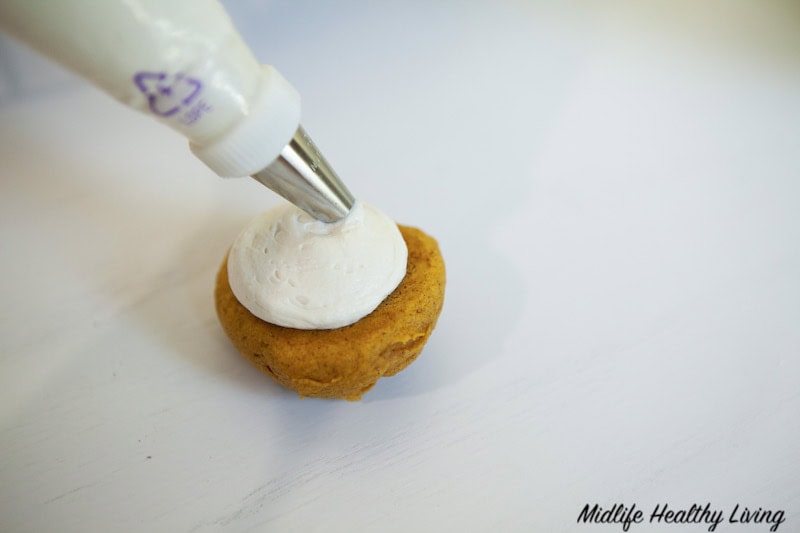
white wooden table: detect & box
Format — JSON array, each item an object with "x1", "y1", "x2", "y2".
[{"x1": 2, "y1": 2, "x2": 798, "y2": 531}]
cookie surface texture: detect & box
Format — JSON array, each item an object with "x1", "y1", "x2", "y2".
[{"x1": 215, "y1": 225, "x2": 446, "y2": 401}]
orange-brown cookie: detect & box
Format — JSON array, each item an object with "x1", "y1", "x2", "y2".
[{"x1": 214, "y1": 225, "x2": 446, "y2": 400}]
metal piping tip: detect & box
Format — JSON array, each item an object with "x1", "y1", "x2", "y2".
[{"x1": 251, "y1": 125, "x2": 355, "y2": 223}]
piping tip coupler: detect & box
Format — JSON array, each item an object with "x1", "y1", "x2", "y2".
[
  {"x1": 190, "y1": 65, "x2": 355, "y2": 223},
  {"x1": 252, "y1": 126, "x2": 355, "y2": 223}
]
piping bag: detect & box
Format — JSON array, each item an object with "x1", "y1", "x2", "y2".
[{"x1": 0, "y1": 0, "x2": 355, "y2": 223}]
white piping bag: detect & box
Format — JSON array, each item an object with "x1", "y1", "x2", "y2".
[{"x1": 0, "y1": 0, "x2": 354, "y2": 222}]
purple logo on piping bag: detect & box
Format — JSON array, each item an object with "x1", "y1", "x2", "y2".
[{"x1": 133, "y1": 71, "x2": 209, "y2": 123}]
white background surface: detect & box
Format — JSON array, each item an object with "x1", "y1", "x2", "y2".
[{"x1": 2, "y1": 1, "x2": 799, "y2": 532}]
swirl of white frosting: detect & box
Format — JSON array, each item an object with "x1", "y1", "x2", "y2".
[{"x1": 227, "y1": 201, "x2": 408, "y2": 329}]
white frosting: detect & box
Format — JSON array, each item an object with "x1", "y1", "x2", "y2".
[{"x1": 227, "y1": 201, "x2": 408, "y2": 329}]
